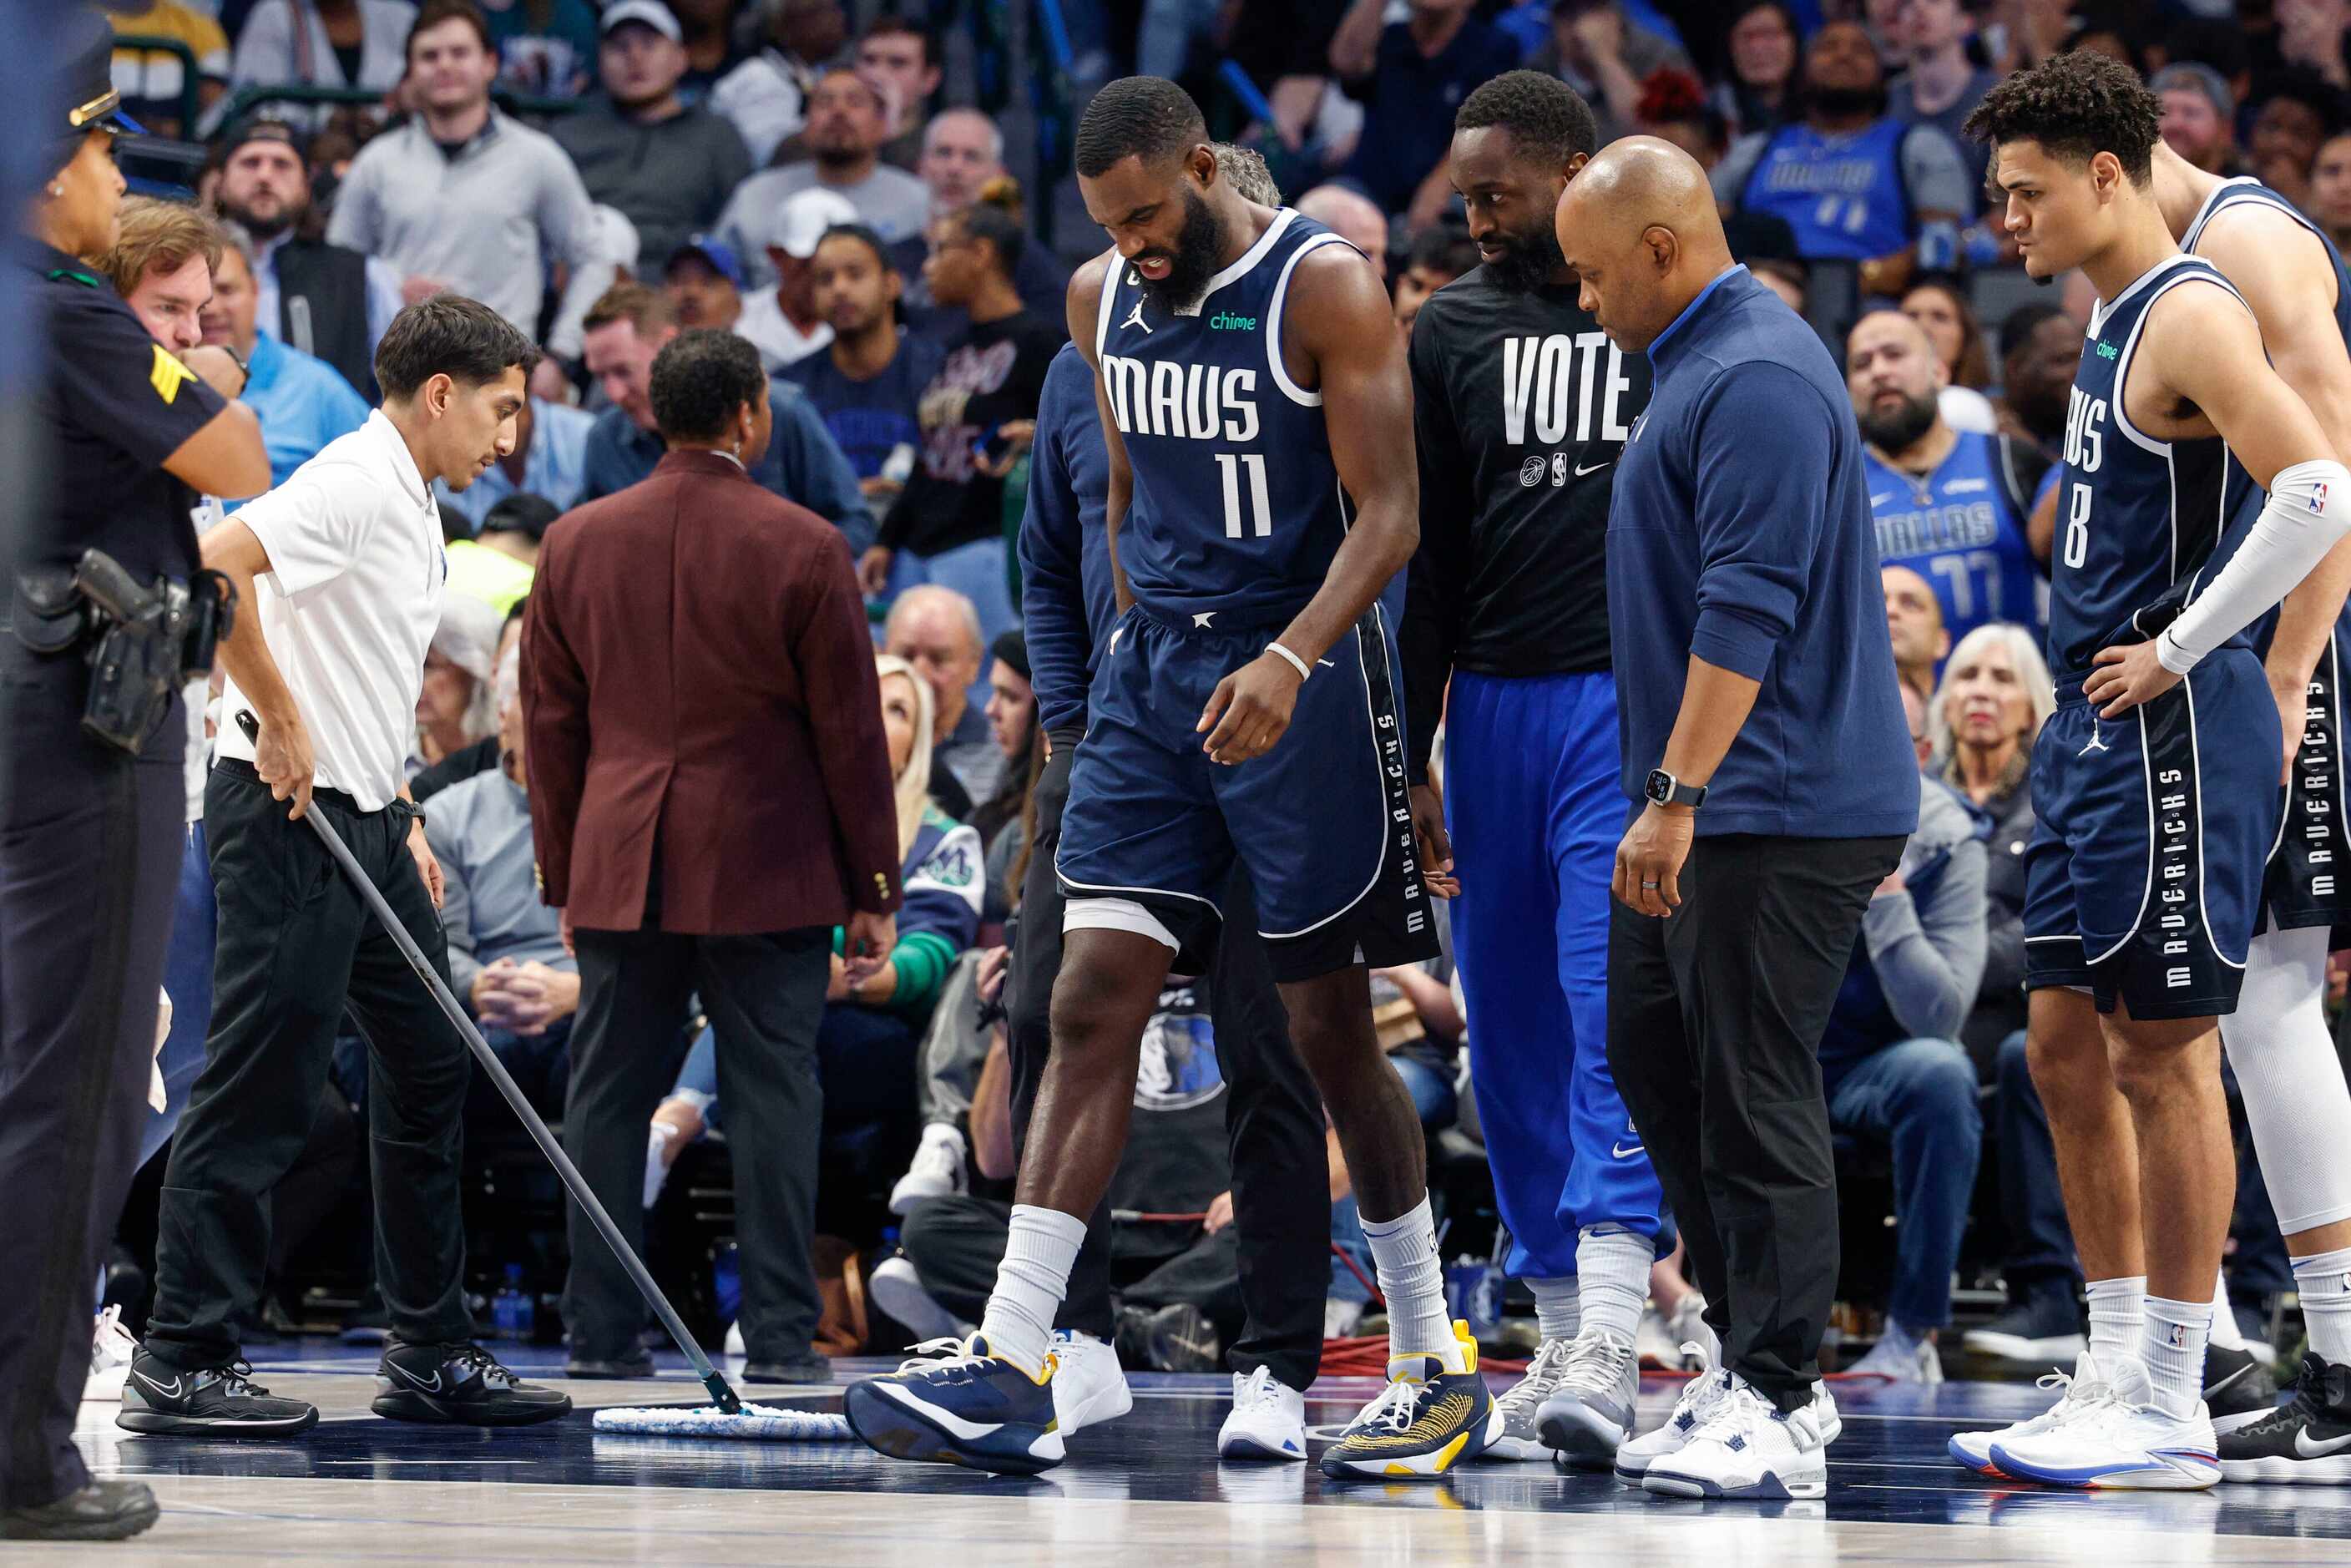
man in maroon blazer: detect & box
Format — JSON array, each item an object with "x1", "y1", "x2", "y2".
[{"x1": 523, "y1": 330, "x2": 901, "y2": 1383}]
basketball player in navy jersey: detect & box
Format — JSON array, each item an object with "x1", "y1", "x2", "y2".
[
  {"x1": 845, "y1": 78, "x2": 1487, "y2": 1479},
  {"x1": 1957, "y1": 53, "x2": 2350, "y2": 1491}
]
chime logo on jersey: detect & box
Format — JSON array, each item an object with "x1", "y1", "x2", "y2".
[{"x1": 1099, "y1": 355, "x2": 1261, "y2": 443}]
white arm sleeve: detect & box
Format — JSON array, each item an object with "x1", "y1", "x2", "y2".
[{"x1": 2157, "y1": 458, "x2": 2351, "y2": 673}]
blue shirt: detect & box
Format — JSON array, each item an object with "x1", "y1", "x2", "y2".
[
  {"x1": 1739, "y1": 119, "x2": 1915, "y2": 262},
  {"x1": 1607, "y1": 266, "x2": 1917, "y2": 839},
  {"x1": 1863, "y1": 429, "x2": 2045, "y2": 649},
  {"x1": 1019, "y1": 343, "x2": 1117, "y2": 741},
  {"x1": 434, "y1": 396, "x2": 594, "y2": 533},
  {"x1": 230, "y1": 332, "x2": 372, "y2": 503},
  {"x1": 781, "y1": 333, "x2": 944, "y2": 480},
  {"x1": 1342, "y1": 18, "x2": 1524, "y2": 214},
  {"x1": 578, "y1": 382, "x2": 867, "y2": 544}
]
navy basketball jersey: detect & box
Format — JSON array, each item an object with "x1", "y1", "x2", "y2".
[
  {"x1": 1094, "y1": 210, "x2": 1360, "y2": 624},
  {"x1": 1739, "y1": 119, "x2": 1912, "y2": 263},
  {"x1": 1864, "y1": 429, "x2": 2045, "y2": 643},
  {"x1": 2184, "y1": 176, "x2": 2351, "y2": 656},
  {"x1": 2050, "y1": 254, "x2": 2247, "y2": 677}
]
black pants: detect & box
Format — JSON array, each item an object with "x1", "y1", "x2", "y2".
[
  {"x1": 0, "y1": 659, "x2": 182, "y2": 1507},
  {"x1": 149, "y1": 760, "x2": 475, "y2": 1368},
  {"x1": 566, "y1": 922, "x2": 828, "y2": 1363},
  {"x1": 1008, "y1": 742, "x2": 1327, "y2": 1392},
  {"x1": 1606, "y1": 832, "x2": 1902, "y2": 1411},
  {"x1": 902, "y1": 1195, "x2": 1253, "y2": 1343}
]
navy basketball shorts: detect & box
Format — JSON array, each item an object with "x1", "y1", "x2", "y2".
[
  {"x1": 1055, "y1": 603, "x2": 1440, "y2": 984},
  {"x1": 2023, "y1": 649, "x2": 2281, "y2": 1021},
  {"x1": 2258, "y1": 623, "x2": 2351, "y2": 943}
]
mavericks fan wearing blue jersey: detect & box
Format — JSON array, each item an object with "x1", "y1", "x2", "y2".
[
  {"x1": 847, "y1": 77, "x2": 1490, "y2": 1482},
  {"x1": 1848, "y1": 310, "x2": 2050, "y2": 650},
  {"x1": 1399, "y1": 73, "x2": 1665, "y2": 1470},
  {"x1": 1959, "y1": 54, "x2": 2350, "y2": 1494}
]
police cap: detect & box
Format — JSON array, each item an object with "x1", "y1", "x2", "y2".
[{"x1": 52, "y1": 8, "x2": 140, "y2": 171}]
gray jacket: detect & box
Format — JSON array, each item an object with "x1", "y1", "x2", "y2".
[{"x1": 1860, "y1": 773, "x2": 1989, "y2": 1046}]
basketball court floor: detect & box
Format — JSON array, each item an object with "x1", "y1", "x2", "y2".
[{"x1": 38, "y1": 1340, "x2": 2351, "y2": 1564}]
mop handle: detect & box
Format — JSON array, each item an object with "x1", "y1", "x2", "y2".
[{"x1": 234, "y1": 714, "x2": 741, "y2": 1414}]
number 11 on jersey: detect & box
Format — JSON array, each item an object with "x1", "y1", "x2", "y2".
[{"x1": 1216, "y1": 451, "x2": 1272, "y2": 539}]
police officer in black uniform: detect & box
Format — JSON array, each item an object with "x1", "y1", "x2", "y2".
[{"x1": 0, "y1": 10, "x2": 268, "y2": 1543}]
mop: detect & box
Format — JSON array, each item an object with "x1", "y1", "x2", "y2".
[{"x1": 242, "y1": 713, "x2": 848, "y2": 1440}]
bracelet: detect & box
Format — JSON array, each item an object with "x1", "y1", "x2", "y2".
[{"x1": 1266, "y1": 641, "x2": 1311, "y2": 681}]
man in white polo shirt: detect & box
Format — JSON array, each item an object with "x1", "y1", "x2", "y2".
[{"x1": 123, "y1": 296, "x2": 573, "y2": 1439}]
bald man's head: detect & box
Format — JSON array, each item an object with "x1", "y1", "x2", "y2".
[
  {"x1": 1297, "y1": 185, "x2": 1389, "y2": 280},
  {"x1": 1553, "y1": 137, "x2": 1733, "y2": 352},
  {"x1": 1846, "y1": 308, "x2": 1946, "y2": 454}
]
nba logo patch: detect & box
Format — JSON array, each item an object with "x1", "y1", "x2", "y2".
[
  {"x1": 2313, "y1": 482, "x2": 2330, "y2": 515},
  {"x1": 2164, "y1": 1321, "x2": 2192, "y2": 1348}
]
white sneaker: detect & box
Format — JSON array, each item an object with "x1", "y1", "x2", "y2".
[
  {"x1": 1990, "y1": 1355, "x2": 2220, "y2": 1490},
  {"x1": 1947, "y1": 1351, "x2": 2112, "y2": 1475},
  {"x1": 1635, "y1": 1304, "x2": 1681, "y2": 1370},
  {"x1": 868, "y1": 1256, "x2": 968, "y2": 1344},
  {"x1": 1847, "y1": 1328, "x2": 1945, "y2": 1385},
  {"x1": 1615, "y1": 1342, "x2": 1732, "y2": 1480},
  {"x1": 725, "y1": 1320, "x2": 745, "y2": 1357},
  {"x1": 1534, "y1": 1328, "x2": 1641, "y2": 1469},
  {"x1": 1483, "y1": 1336, "x2": 1575, "y2": 1460},
  {"x1": 888, "y1": 1125, "x2": 968, "y2": 1216},
  {"x1": 1218, "y1": 1364, "x2": 1307, "y2": 1460},
  {"x1": 1644, "y1": 1375, "x2": 1831, "y2": 1500},
  {"x1": 1049, "y1": 1328, "x2": 1132, "y2": 1435},
  {"x1": 1667, "y1": 1294, "x2": 1716, "y2": 1370},
  {"x1": 81, "y1": 1306, "x2": 138, "y2": 1404},
  {"x1": 643, "y1": 1123, "x2": 675, "y2": 1210}
]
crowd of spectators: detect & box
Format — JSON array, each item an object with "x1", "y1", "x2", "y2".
[{"x1": 90, "y1": 0, "x2": 2351, "y2": 1379}]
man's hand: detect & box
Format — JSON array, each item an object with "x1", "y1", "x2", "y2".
[
  {"x1": 180, "y1": 345, "x2": 248, "y2": 400},
  {"x1": 825, "y1": 951, "x2": 851, "y2": 1002},
  {"x1": 2084, "y1": 640, "x2": 2185, "y2": 718},
  {"x1": 1203, "y1": 1191, "x2": 1235, "y2": 1235},
  {"x1": 407, "y1": 819, "x2": 443, "y2": 909},
  {"x1": 254, "y1": 710, "x2": 316, "y2": 819},
  {"x1": 559, "y1": 904, "x2": 575, "y2": 959},
  {"x1": 1873, "y1": 868, "x2": 1909, "y2": 900},
  {"x1": 470, "y1": 957, "x2": 518, "y2": 1017},
  {"x1": 2272, "y1": 669, "x2": 2314, "y2": 784},
  {"x1": 485, "y1": 959, "x2": 580, "y2": 1035},
  {"x1": 1408, "y1": 780, "x2": 1458, "y2": 898},
  {"x1": 976, "y1": 943, "x2": 1010, "y2": 1005},
  {"x1": 1613, "y1": 802, "x2": 1694, "y2": 917},
  {"x1": 843, "y1": 909, "x2": 897, "y2": 984},
  {"x1": 857, "y1": 546, "x2": 895, "y2": 597},
  {"x1": 973, "y1": 419, "x2": 1038, "y2": 479},
  {"x1": 1197, "y1": 651, "x2": 1304, "y2": 765}
]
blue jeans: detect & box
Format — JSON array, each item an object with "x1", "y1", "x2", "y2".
[
  {"x1": 1391, "y1": 1050, "x2": 1456, "y2": 1131},
  {"x1": 885, "y1": 536, "x2": 1019, "y2": 717},
  {"x1": 1329, "y1": 1192, "x2": 1372, "y2": 1304},
  {"x1": 139, "y1": 822, "x2": 217, "y2": 1171},
  {"x1": 1825, "y1": 1037, "x2": 1982, "y2": 1332}
]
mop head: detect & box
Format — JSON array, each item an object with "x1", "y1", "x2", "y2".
[{"x1": 592, "y1": 1402, "x2": 855, "y2": 1440}]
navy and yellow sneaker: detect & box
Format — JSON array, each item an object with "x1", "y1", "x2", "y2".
[
  {"x1": 842, "y1": 1335, "x2": 1064, "y2": 1475},
  {"x1": 1319, "y1": 1321, "x2": 1500, "y2": 1480}
]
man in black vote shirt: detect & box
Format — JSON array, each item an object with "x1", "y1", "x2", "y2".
[
  {"x1": 1398, "y1": 71, "x2": 1667, "y2": 1470},
  {"x1": 0, "y1": 12, "x2": 268, "y2": 1542}
]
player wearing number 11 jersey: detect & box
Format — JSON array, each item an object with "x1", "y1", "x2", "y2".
[{"x1": 1961, "y1": 52, "x2": 2349, "y2": 1493}]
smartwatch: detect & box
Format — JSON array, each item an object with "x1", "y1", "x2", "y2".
[{"x1": 1645, "y1": 767, "x2": 1706, "y2": 810}]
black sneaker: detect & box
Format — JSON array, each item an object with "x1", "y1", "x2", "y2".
[
  {"x1": 1115, "y1": 1302, "x2": 1221, "y2": 1373},
  {"x1": 1959, "y1": 1287, "x2": 2085, "y2": 1365},
  {"x1": 115, "y1": 1353, "x2": 318, "y2": 1437},
  {"x1": 2205, "y1": 1342, "x2": 2280, "y2": 1434},
  {"x1": 2219, "y1": 1353, "x2": 2351, "y2": 1482},
  {"x1": 372, "y1": 1340, "x2": 572, "y2": 1426},
  {"x1": 0, "y1": 1480, "x2": 159, "y2": 1541}
]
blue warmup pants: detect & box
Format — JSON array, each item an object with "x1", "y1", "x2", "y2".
[{"x1": 1445, "y1": 670, "x2": 1661, "y2": 1278}]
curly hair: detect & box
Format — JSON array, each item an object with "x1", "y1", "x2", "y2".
[
  {"x1": 1075, "y1": 76, "x2": 1205, "y2": 178},
  {"x1": 649, "y1": 329, "x2": 766, "y2": 444},
  {"x1": 1963, "y1": 51, "x2": 2162, "y2": 185},
  {"x1": 1455, "y1": 69, "x2": 1599, "y2": 166}
]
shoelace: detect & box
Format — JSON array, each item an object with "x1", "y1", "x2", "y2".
[
  {"x1": 1496, "y1": 1338, "x2": 1578, "y2": 1416},
  {"x1": 1661, "y1": 1348, "x2": 1726, "y2": 1426},
  {"x1": 93, "y1": 1305, "x2": 136, "y2": 1363},
  {"x1": 1347, "y1": 1376, "x2": 1426, "y2": 1439},
  {"x1": 895, "y1": 1335, "x2": 988, "y2": 1374},
  {"x1": 215, "y1": 1359, "x2": 273, "y2": 1397},
  {"x1": 1689, "y1": 1379, "x2": 1776, "y2": 1444},
  {"x1": 1564, "y1": 1331, "x2": 1635, "y2": 1392},
  {"x1": 1233, "y1": 1364, "x2": 1285, "y2": 1412},
  {"x1": 443, "y1": 1343, "x2": 518, "y2": 1387},
  {"x1": 2032, "y1": 1365, "x2": 2110, "y2": 1421}
]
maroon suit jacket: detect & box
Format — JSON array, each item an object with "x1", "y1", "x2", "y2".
[{"x1": 523, "y1": 449, "x2": 902, "y2": 934}]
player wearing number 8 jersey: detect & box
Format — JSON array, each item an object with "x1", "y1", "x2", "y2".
[{"x1": 1960, "y1": 53, "x2": 2349, "y2": 1493}]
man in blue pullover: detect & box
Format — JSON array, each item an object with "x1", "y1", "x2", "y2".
[{"x1": 1555, "y1": 137, "x2": 1918, "y2": 1503}]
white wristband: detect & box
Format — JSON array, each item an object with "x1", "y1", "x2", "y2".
[{"x1": 1266, "y1": 641, "x2": 1311, "y2": 681}]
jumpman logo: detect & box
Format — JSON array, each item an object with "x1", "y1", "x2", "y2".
[
  {"x1": 1122, "y1": 299, "x2": 1151, "y2": 334},
  {"x1": 2079, "y1": 721, "x2": 2111, "y2": 756}
]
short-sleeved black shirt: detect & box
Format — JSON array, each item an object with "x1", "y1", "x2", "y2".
[{"x1": 26, "y1": 241, "x2": 227, "y2": 579}]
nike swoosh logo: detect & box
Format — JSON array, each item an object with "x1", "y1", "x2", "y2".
[
  {"x1": 1575, "y1": 459, "x2": 1613, "y2": 478},
  {"x1": 2205, "y1": 1363, "x2": 2256, "y2": 1399},
  {"x1": 387, "y1": 1363, "x2": 444, "y2": 1393},
  {"x1": 2298, "y1": 1427, "x2": 2351, "y2": 1459},
  {"x1": 129, "y1": 1368, "x2": 183, "y2": 1399},
  {"x1": 1612, "y1": 1141, "x2": 1646, "y2": 1159}
]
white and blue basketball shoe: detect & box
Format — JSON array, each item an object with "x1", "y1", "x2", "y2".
[
  {"x1": 842, "y1": 1335, "x2": 1064, "y2": 1475},
  {"x1": 1989, "y1": 1355, "x2": 2221, "y2": 1490}
]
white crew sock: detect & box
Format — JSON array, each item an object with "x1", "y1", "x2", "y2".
[
  {"x1": 977, "y1": 1205, "x2": 1087, "y2": 1377},
  {"x1": 2086, "y1": 1275, "x2": 2145, "y2": 1369},
  {"x1": 2293, "y1": 1246, "x2": 2351, "y2": 1366},
  {"x1": 2141, "y1": 1293, "x2": 2211, "y2": 1419},
  {"x1": 1360, "y1": 1196, "x2": 1462, "y2": 1372},
  {"x1": 1529, "y1": 1277, "x2": 1580, "y2": 1343},
  {"x1": 1575, "y1": 1225, "x2": 1655, "y2": 1346},
  {"x1": 2206, "y1": 1268, "x2": 2247, "y2": 1353}
]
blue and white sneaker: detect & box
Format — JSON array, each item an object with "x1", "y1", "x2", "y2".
[
  {"x1": 1319, "y1": 1321, "x2": 1500, "y2": 1479},
  {"x1": 1642, "y1": 1375, "x2": 1833, "y2": 1501},
  {"x1": 1990, "y1": 1355, "x2": 2220, "y2": 1490},
  {"x1": 842, "y1": 1335, "x2": 1064, "y2": 1475},
  {"x1": 1948, "y1": 1352, "x2": 2111, "y2": 1475}
]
